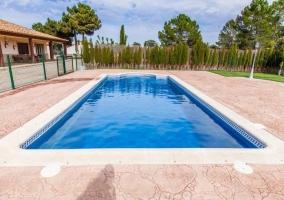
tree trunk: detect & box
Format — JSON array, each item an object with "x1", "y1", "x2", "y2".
[{"x1": 74, "y1": 31, "x2": 78, "y2": 54}]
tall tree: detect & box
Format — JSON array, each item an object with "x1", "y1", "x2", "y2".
[
  {"x1": 119, "y1": 25, "x2": 127, "y2": 45},
  {"x1": 216, "y1": 20, "x2": 237, "y2": 48},
  {"x1": 61, "y1": 2, "x2": 101, "y2": 54},
  {"x1": 236, "y1": 0, "x2": 277, "y2": 49},
  {"x1": 32, "y1": 18, "x2": 73, "y2": 45},
  {"x1": 82, "y1": 37, "x2": 90, "y2": 63},
  {"x1": 67, "y1": 2, "x2": 101, "y2": 38},
  {"x1": 158, "y1": 14, "x2": 202, "y2": 46},
  {"x1": 271, "y1": 0, "x2": 284, "y2": 40},
  {"x1": 144, "y1": 40, "x2": 157, "y2": 47}
]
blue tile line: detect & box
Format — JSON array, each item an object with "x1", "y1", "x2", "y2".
[
  {"x1": 168, "y1": 77, "x2": 265, "y2": 149},
  {"x1": 20, "y1": 76, "x2": 107, "y2": 149}
]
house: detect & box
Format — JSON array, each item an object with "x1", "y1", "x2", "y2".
[
  {"x1": 0, "y1": 19, "x2": 69, "y2": 67},
  {"x1": 67, "y1": 44, "x2": 83, "y2": 55}
]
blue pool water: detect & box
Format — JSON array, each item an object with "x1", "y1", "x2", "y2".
[{"x1": 26, "y1": 74, "x2": 264, "y2": 149}]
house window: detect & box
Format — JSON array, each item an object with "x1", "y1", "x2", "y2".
[
  {"x1": 18, "y1": 43, "x2": 29, "y2": 54},
  {"x1": 35, "y1": 44, "x2": 43, "y2": 55}
]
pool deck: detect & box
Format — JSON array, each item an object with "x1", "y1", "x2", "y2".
[{"x1": 0, "y1": 70, "x2": 284, "y2": 199}]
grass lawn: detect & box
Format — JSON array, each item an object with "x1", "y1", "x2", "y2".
[{"x1": 209, "y1": 70, "x2": 284, "y2": 83}]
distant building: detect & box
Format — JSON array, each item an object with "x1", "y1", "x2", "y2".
[
  {"x1": 0, "y1": 19, "x2": 68, "y2": 66},
  {"x1": 67, "y1": 44, "x2": 83, "y2": 55}
]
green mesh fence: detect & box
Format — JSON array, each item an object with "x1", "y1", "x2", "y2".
[
  {"x1": 0, "y1": 68, "x2": 13, "y2": 92},
  {"x1": 12, "y1": 64, "x2": 45, "y2": 88},
  {"x1": 45, "y1": 61, "x2": 59, "y2": 78},
  {"x1": 0, "y1": 55, "x2": 76, "y2": 93},
  {"x1": 56, "y1": 57, "x2": 65, "y2": 76},
  {"x1": 65, "y1": 56, "x2": 74, "y2": 73}
]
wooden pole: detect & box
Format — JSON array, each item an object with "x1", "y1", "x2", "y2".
[
  {"x1": 49, "y1": 41, "x2": 54, "y2": 60},
  {"x1": 29, "y1": 38, "x2": 35, "y2": 63},
  {"x1": 0, "y1": 41, "x2": 5, "y2": 67}
]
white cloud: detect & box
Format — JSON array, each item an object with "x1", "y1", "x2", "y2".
[{"x1": 0, "y1": 0, "x2": 278, "y2": 45}]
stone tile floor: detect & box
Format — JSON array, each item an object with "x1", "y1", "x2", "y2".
[{"x1": 0, "y1": 70, "x2": 284, "y2": 199}]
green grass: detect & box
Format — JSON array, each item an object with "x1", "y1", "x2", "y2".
[{"x1": 209, "y1": 70, "x2": 284, "y2": 83}]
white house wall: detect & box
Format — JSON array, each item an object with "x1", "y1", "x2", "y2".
[
  {"x1": 0, "y1": 37, "x2": 19, "y2": 55},
  {"x1": 0, "y1": 36, "x2": 52, "y2": 62},
  {"x1": 67, "y1": 45, "x2": 82, "y2": 55}
]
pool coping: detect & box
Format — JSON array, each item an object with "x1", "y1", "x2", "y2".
[{"x1": 0, "y1": 72, "x2": 284, "y2": 166}]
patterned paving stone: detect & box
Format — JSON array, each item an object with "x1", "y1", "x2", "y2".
[{"x1": 0, "y1": 70, "x2": 284, "y2": 199}]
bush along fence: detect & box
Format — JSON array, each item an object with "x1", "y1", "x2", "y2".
[
  {"x1": 90, "y1": 41, "x2": 283, "y2": 74},
  {"x1": 0, "y1": 55, "x2": 83, "y2": 93}
]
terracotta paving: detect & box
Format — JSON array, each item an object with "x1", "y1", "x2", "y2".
[{"x1": 0, "y1": 69, "x2": 284, "y2": 199}]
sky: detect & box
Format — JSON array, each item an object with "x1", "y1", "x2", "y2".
[{"x1": 0, "y1": 0, "x2": 276, "y2": 45}]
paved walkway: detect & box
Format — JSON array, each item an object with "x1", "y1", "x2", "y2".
[{"x1": 0, "y1": 70, "x2": 284, "y2": 199}]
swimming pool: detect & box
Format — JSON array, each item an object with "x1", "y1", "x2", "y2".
[{"x1": 22, "y1": 74, "x2": 265, "y2": 149}]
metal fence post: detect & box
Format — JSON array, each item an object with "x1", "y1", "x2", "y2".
[
  {"x1": 7, "y1": 55, "x2": 15, "y2": 89},
  {"x1": 56, "y1": 57, "x2": 60, "y2": 76},
  {"x1": 62, "y1": 56, "x2": 66, "y2": 74},
  {"x1": 71, "y1": 57, "x2": 74, "y2": 72},
  {"x1": 75, "y1": 55, "x2": 78, "y2": 71},
  {"x1": 42, "y1": 55, "x2": 47, "y2": 80}
]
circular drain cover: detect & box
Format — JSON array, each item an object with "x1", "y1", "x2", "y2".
[
  {"x1": 41, "y1": 163, "x2": 61, "y2": 177},
  {"x1": 234, "y1": 161, "x2": 253, "y2": 174}
]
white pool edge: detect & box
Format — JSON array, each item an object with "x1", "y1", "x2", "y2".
[{"x1": 0, "y1": 72, "x2": 284, "y2": 166}]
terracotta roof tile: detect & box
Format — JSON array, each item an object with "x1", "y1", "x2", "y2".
[{"x1": 0, "y1": 19, "x2": 68, "y2": 42}]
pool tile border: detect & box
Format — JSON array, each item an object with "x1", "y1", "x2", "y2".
[{"x1": 169, "y1": 77, "x2": 265, "y2": 148}]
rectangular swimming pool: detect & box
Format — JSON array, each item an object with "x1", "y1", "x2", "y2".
[{"x1": 22, "y1": 74, "x2": 265, "y2": 149}]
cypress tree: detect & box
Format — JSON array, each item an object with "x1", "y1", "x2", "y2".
[
  {"x1": 164, "y1": 46, "x2": 170, "y2": 68},
  {"x1": 119, "y1": 25, "x2": 127, "y2": 45},
  {"x1": 110, "y1": 49, "x2": 114, "y2": 64},
  {"x1": 170, "y1": 46, "x2": 176, "y2": 67},
  {"x1": 219, "y1": 47, "x2": 226, "y2": 67},
  {"x1": 89, "y1": 38, "x2": 95, "y2": 65},
  {"x1": 204, "y1": 45, "x2": 210, "y2": 66},
  {"x1": 191, "y1": 39, "x2": 206, "y2": 67},
  {"x1": 138, "y1": 46, "x2": 142, "y2": 66},
  {"x1": 150, "y1": 45, "x2": 159, "y2": 67},
  {"x1": 212, "y1": 47, "x2": 218, "y2": 67},
  {"x1": 94, "y1": 45, "x2": 99, "y2": 63},
  {"x1": 125, "y1": 45, "x2": 132, "y2": 64},
  {"x1": 238, "y1": 52, "x2": 243, "y2": 68},
  {"x1": 247, "y1": 48, "x2": 253, "y2": 68},
  {"x1": 177, "y1": 43, "x2": 183, "y2": 65},
  {"x1": 146, "y1": 47, "x2": 151, "y2": 65},
  {"x1": 224, "y1": 51, "x2": 229, "y2": 68},
  {"x1": 158, "y1": 46, "x2": 165, "y2": 66},
  {"x1": 82, "y1": 37, "x2": 90, "y2": 63},
  {"x1": 182, "y1": 43, "x2": 189, "y2": 65}
]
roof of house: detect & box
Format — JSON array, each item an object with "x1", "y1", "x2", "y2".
[{"x1": 0, "y1": 19, "x2": 68, "y2": 43}]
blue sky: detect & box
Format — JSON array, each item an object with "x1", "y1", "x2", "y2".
[{"x1": 0, "y1": 0, "x2": 275, "y2": 45}]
